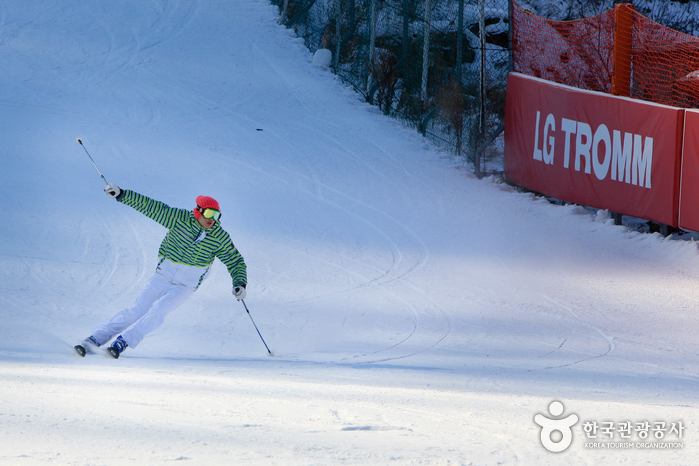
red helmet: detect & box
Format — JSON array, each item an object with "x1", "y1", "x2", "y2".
[{"x1": 193, "y1": 195, "x2": 220, "y2": 219}]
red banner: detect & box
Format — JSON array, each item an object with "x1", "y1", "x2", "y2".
[
  {"x1": 504, "y1": 73, "x2": 684, "y2": 227},
  {"x1": 679, "y1": 110, "x2": 699, "y2": 231}
]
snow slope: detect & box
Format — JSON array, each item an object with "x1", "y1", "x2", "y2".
[{"x1": 0, "y1": 0, "x2": 698, "y2": 464}]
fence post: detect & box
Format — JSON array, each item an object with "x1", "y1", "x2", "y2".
[
  {"x1": 476, "y1": 0, "x2": 487, "y2": 177},
  {"x1": 508, "y1": 0, "x2": 513, "y2": 74},
  {"x1": 279, "y1": 0, "x2": 289, "y2": 25},
  {"x1": 421, "y1": 0, "x2": 432, "y2": 102},
  {"x1": 367, "y1": 0, "x2": 377, "y2": 95},
  {"x1": 612, "y1": 3, "x2": 634, "y2": 97},
  {"x1": 456, "y1": 0, "x2": 464, "y2": 83},
  {"x1": 334, "y1": 0, "x2": 341, "y2": 70},
  {"x1": 402, "y1": 0, "x2": 409, "y2": 79},
  {"x1": 610, "y1": 3, "x2": 634, "y2": 223}
]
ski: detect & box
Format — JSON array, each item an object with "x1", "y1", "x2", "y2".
[{"x1": 74, "y1": 345, "x2": 87, "y2": 357}]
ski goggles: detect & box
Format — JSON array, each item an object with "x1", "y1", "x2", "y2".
[{"x1": 200, "y1": 208, "x2": 221, "y2": 221}]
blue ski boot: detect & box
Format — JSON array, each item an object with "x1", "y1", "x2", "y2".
[
  {"x1": 74, "y1": 336, "x2": 100, "y2": 357},
  {"x1": 107, "y1": 336, "x2": 128, "y2": 359}
]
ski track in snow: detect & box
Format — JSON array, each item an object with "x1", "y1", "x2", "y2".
[
  {"x1": 222, "y1": 132, "x2": 447, "y2": 364},
  {"x1": 536, "y1": 293, "x2": 616, "y2": 369},
  {"x1": 249, "y1": 38, "x2": 452, "y2": 364}
]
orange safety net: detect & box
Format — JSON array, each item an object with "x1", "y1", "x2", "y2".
[{"x1": 512, "y1": 1, "x2": 699, "y2": 109}]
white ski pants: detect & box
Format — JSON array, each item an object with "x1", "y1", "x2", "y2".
[{"x1": 91, "y1": 259, "x2": 210, "y2": 348}]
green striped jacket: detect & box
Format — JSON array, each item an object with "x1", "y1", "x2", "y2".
[{"x1": 118, "y1": 190, "x2": 247, "y2": 288}]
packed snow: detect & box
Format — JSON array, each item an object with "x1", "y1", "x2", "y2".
[{"x1": 0, "y1": 0, "x2": 698, "y2": 464}]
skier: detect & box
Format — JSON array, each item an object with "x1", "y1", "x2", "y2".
[{"x1": 75, "y1": 184, "x2": 247, "y2": 359}]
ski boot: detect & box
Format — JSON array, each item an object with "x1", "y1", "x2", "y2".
[
  {"x1": 107, "y1": 336, "x2": 128, "y2": 359},
  {"x1": 74, "y1": 336, "x2": 100, "y2": 357}
]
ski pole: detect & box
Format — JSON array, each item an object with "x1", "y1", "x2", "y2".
[
  {"x1": 241, "y1": 299, "x2": 273, "y2": 356},
  {"x1": 76, "y1": 138, "x2": 109, "y2": 186}
]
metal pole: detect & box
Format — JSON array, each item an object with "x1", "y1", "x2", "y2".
[
  {"x1": 477, "y1": 0, "x2": 487, "y2": 178},
  {"x1": 456, "y1": 0, "x2": 464, "y2": 83},
  {"x1": 334, "y1": 0, "x2": 341, "y2": 71},
  {"x1": 76, "y1": 138, "x2": 109, "y2": 186},
  {"x1": 241, "y1": 300, "x2": 273, "y2": 355},
  {"x1": 420, "y1": 0, "x2": 432, "y2": 102},
  {"x1": 366, "y1": 0, "x2": 377, "y2": 95}
]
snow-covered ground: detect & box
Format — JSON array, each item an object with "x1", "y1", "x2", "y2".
[{"x1": 1, "y1": 0, "x2": 698, "y2": 464}]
